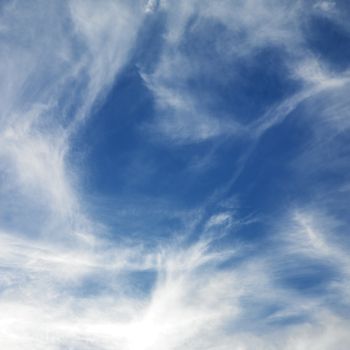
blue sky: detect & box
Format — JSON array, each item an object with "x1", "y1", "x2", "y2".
[{"x1": 0, "y1": 0, "x2": 350, "y2": 349}]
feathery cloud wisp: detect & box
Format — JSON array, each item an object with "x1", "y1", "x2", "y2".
[{"x1": 1, "y1": 0, "x2": 350, "y2": 349}]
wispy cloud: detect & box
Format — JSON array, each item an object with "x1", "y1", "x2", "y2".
[
  {"x1": 1, "y1": 0, "x2": 350, "y2": 349},
  {"x1": 0, "y1": 0, "x2": 145, "y2": 239}
]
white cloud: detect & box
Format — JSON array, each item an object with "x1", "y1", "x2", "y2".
[
  {"x1": 139, "y1": 0, "x2": 307, "y2": 144},
  {"x1": 0, "y1": 1, "x2": 350, "y2": 349},
  {"x1": 0, "y1": 0, "x2": 145, "y2": 239},
  {"x1": 145, "y1": 0, "x2": 159, "y2": 14},
  {"x1": 3, "y1": 221, "x2": 349, "y2": 349},
  {"x1": 206, "y1": 212, "x2": 232, "y2": 228},
  {"x1": 141, "y1": 54, "x2": 241, "y2": 144},
  {"x1": 1, "y1": 209, "x2": 350, "y2": 349},
  {"x1": 141, "y1": 0, "x2": 350, "y2": 148},
  {"x1": 313, "y1": 0, "x2": 336, "y2": 12}
]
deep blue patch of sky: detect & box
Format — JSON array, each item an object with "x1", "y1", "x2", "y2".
[{"x1": 72, "y1": 9, "x2": 350, "y2": 294}]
